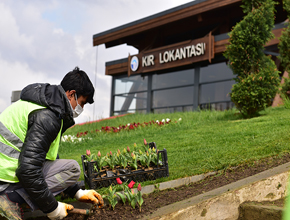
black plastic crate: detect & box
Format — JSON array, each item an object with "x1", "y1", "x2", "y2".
[{"x1": 81, "y1": 147, "x2": 169, "y2": 189}]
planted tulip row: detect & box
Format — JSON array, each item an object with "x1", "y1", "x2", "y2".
[
  {"x1": 102, "y1": 179, "x2": 143, "y2": 211},
  {"x1": 85, "y1": 139, "x2": 161, "y2": 172}
]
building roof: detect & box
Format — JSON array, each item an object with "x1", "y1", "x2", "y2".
[{"x1": 92, "y1": 0, "x2": 242, "y2": 47}]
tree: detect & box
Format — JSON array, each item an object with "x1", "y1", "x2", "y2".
[
  {"x1": 224, "y1": 0, "x2": 280, "y2": 117},
  {"x1": 278, "y1": 0, "x2": 290, "y2": 99}
]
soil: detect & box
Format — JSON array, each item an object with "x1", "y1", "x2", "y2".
[{"x1": 29, "y1": 153, "x2": 290, "y2": 220}]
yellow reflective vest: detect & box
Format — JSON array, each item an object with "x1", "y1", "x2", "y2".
[{"x1": 0, "y1": 100, "x2": 63, "y2": 183}]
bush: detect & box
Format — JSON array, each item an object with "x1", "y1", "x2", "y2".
[
  {"x1": 230, "y1": 57, "x2": 280, "y2": 116},
  {"x1": 224, "y1": 0, "x2": 280, "y2": 117},
  {"x1": 278, "y1": 0, "x2": 290, "y2": 100}
]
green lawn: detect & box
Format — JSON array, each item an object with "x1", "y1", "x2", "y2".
[{"x1": 59, "y1": 106, "x2": 290, "y2": 186}]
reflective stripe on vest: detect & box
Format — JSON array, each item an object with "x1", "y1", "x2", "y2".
[
  {"x1": 0, "y1": 121, "x2": 23, "y2": 159},
  {"x1": 0, "y1": 100, "x2": 63, "y2": 183}
]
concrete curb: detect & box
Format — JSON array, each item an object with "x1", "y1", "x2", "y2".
[
  {"x1": 137, "y1": 171, "x2": 217, "y2": 195},
  {"x1": 141, "y1": 162, "x2": 290, "y2": 220}
]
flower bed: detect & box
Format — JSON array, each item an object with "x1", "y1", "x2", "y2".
[
  {"x1": 78, "y1": 118, "x2": 175, "y2": 137},
  {"x1": 81, "y1": 141, "x2": 169, "y2": 189},
  {"x1": 62, "y1": 118, "x2": 182, "y2": 142}
]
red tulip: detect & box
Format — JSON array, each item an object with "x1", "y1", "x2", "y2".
[
  {"x1": 98, "y1": 151, "x2": 101, "y2": 157},
  {"x1": 128, "y1": 180, "x2": 135, "y2": 189},
  {"x1": 86, "y1": 149, "x2": 91, "y2": 156},
  {"x1": 127, "y1": 146, "x2": 130, "y2": 153},
  {"x1": 110, "y1": 151, "x2": 112, "y2": 156},
  {"x1": 137, "y1": 183, "x2": 142, "y2": 191},
  {"x1": 144, "y1": 139, "x2": 147, "y2": 146},
  {"x1": 116, "y1": 178, "x2": 122, "y2": 185}
]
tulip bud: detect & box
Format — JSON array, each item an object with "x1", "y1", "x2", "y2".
[
  {"x1": 128, "y1": 180, "x2": 135, "y2": 189},
  {"x1": 152, "y1": 147, "x2": 156, "y2": 153},
  {"x1": 144, "y1": 139, "x2": 147, "y2": 146},
  {"x1": 110, "y1": 151, "x2": 112, "y2": 156},
  {"x1": 98, "y1": 151, "x2": 101, "y2": 157},
  {"x1": 86, "y1": 149, "x2": 91, "y2": 156},
  {"x1": 139, "y1": 149, "x2": 142, "y2": 154},
  {"x1": 127, "y1": 146, "x2": 130, "y2": 153},
  {"x1": 149, "y1": 148, "x2": 151, "y2": 153},
  {"x1": 116, "y1": 178, "x2": 122, "y2": 185},
  {"x1": 118, "y1": 149, "x2": 121, "y2": 155},
  {"x1": 109, "y1": 186, "x2": 113, "y2": 192},
  {"x1": 134, "y1": 143, "x2": 137, "y2": 148},
  {"x1": 123, "y1": 148, "x2": 127, "y2": 154},
  {"x1": 137, "y1": 183, "x2": 142, "y2": 191},
  {"x1": 146, "y1": 151, "x2": 149, "y2": 156}
]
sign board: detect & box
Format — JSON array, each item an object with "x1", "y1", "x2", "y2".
[{"x1": 128, "y1": 34, "x2": 214, "y2": 76}]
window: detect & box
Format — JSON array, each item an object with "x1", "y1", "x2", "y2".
[
  {"x1": 200, "y1": 62, "x2": 234, "y2": 83},
  {"x1": 115, "y1": 75, "x2": 147, "y2": 94},
  {"x1": 111, "y1": 60, "x2": 235, "y2": 115},
  {"x1": 113, "y1": 75, "x2": 148, "y2": 114},
  {"x1": 152, "y1": 69, "x2": 194, "y2": 89},
  {"x1": 153, "y1": 86, "x2": 194, "y2": 108},
  {"x1": 200, "y1": 81, "x2": 234, "y2": 104},
  {"x1": 114, "y1": 92, "x2": 147, "y2": 112}
]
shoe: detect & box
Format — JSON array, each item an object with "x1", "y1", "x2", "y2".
[{"x1": 0, "y1": 194, "x2": 23, "y2": 220}]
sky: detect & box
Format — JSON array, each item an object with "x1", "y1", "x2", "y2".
[{"x1": 0, "y1": 0, "x2": 194, "y2": 124}]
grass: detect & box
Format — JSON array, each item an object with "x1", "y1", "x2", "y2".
[{"x1": 59, "y1": 106, "x2": 290, "y2": 188}]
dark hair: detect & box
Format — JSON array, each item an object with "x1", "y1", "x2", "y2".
[{"x1": 61, "y1": 67, "x2": 95, "y2": 104}]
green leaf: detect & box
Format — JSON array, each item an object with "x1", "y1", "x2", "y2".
[
  {"x1": 116, "y1": 192, "x2": 127, "y2": 204},
  {"x1": 131, "y1": 198, "x2": 137, "y2": 209}
]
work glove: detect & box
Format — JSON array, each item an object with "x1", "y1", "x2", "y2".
[
  {"x1": 47, "y1": 202, "x2": 74, "y2": 220},
  {"x1": 75, "y1": 189, "x2": 104, "y2": 208}
]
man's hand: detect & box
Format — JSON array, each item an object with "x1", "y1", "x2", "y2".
[
  {"x1": 47, "y1": 202, "x2": 74, "y2": 220},
  {"x1": 75, "y1": 189, "x2": 104, "y2": 208}
]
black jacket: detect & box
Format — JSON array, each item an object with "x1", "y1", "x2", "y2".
[{"x1": 15, "y1": 83, "x2": 76, "y2": 213}]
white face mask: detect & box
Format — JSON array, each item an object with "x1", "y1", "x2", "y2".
[{"x1": 72, "y1": 94, "x2": 83, "y2": 118}]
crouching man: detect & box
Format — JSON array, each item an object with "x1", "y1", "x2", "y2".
[{"x1": 0, "y1": 67, "x2": 103, "y2": 220}]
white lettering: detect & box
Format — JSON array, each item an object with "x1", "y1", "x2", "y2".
[
  {"x1": 196, "y1": 43, "x2": 202, "y2": 56},
  {"x1": 169, "y1": 50, "x2": 175, "y2": 61},
  {"x1": 179, "y1": 47, "x2": 186, "y2": 59},
  {"x1": 163, "y1": 51, "x2": 169, "y2": 63},
  {"x1": 186, "y1": 46, "x2": 191, "y2": 57},
  {"x1": 142, "y1": 42, "x2": 206, "y2": 67},
  {"x1": 142, "y1": 56, "x2": 147, "y2": 67},
  {"x1": 159, "y1": 53, "x2": 164, "y2": 64},
  {"x1": 148, "y1": 55, "x2": 154, "y2": 66},
  {"x1": 190, "y1": 45, "x2": 196, "y2": 57},
  {"x1": 175, "y1": 48, "x2": 180, "y2": 60},
  {"x1": 142, "y1": 55, "x2": 155, "y2": 66}
]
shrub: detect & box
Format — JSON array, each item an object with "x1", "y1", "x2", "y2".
[
  {"x1": 278, "y1": 0, "x2": 290, "y2": 99},
  {"x1": 224, "y1": 0, "x2": 280, "y2": 117}
]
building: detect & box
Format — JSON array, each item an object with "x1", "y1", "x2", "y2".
[{"x1": 92, "y1": 0, "x2": 287, "y2": 116}]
